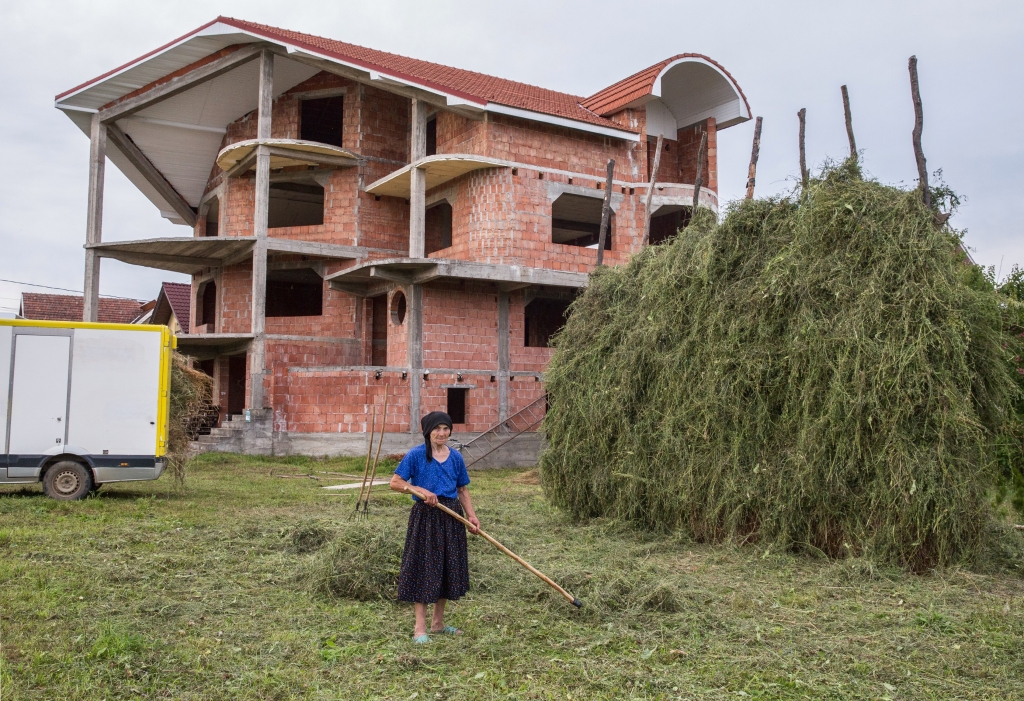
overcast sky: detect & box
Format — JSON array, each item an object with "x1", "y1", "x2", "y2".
[{"x1": 2, "y1": 0, "x2": 1022, "y2": 313}]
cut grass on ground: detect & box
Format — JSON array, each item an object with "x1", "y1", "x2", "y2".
[{"x1": 1, "y1": 453, "x2": 1023, "y2": 700}]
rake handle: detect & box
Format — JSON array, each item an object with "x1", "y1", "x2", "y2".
[{"x1": 406, "y1": 486, "x2": 582, "y2": 608}]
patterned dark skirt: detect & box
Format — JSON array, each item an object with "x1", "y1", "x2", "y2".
[{"x1": 396, "y1": 496, "x2": 470, "y2": 604}]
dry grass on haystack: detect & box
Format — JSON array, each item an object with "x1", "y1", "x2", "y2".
[
  {"x1": 166, "y1": 352, "x2": 214, "y2": 485},
  {"x1": 541, "y1": 160, "x2": 1021, "y2": 571}
]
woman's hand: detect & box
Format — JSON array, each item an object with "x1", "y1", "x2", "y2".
[
  {"x1": 467, "y1": 515, "x2": 480, "y2": 534},
  {"x1": 417, "y1": 489, "x2": 438, "y2": 506}
]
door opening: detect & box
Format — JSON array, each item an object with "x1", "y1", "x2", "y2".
[{"x1": 227, "y1": 355, "x2": 246, "y2": 416}]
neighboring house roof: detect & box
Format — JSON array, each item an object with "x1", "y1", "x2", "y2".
[
  {"x1": 19, "y1": 293, "x2": 144, "y2": 324},
  {"x1": 151, "y1": 282, "x2": 192, "y2": 333}
]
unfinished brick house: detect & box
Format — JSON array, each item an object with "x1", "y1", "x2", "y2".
[{"x1": 55, "y1": 17, "x2": 750, "y2": 459}]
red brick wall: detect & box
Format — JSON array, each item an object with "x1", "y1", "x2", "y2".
[
  {"x1": 190, "y1": 71, "x2": 729, "y2": 436},
  {"x1": 678, "y1": 118, "x2": 718, "y2": 194}
]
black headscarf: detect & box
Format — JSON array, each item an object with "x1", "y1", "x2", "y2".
[{"x1": 421, "y1": 411, "x2": 453, "y2": 463}]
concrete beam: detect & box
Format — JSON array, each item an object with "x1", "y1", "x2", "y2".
[
  {"x1": 107, "y1": 124, "x2": 197, "y2": 227},
  {"x1": 408, "y1": 283, "x2": 424, "y2": 432},
  {"x1": 250, "y1": 50, "x2": 273, "y2": 414},
  {"x1": 93, "y1": 250, "x2": 222, "y2": 268},
  {"x1": 224, "y1": 148, "x2": 259, "y2": 179},
  {"x1": 97, "y1": 44, "x2": 265, "y2": 124},
  {"x1": 83, "y1": 113, "x2": 106, "y2": 322},
  {"x1": 498, "y1": 291, "x2": 509, "y2": 424},
  {"x1": 409, "y1": 98, "x2": 428, "y2": 258}
]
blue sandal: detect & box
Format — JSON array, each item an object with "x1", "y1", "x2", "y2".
[{"x1": 412, "y1": 634, "x2": 430, "y2": 644}]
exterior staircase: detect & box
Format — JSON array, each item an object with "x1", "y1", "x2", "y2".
[
  {"x1": 189, "y1": 414, "x2": 248, "y2": 453},
  {"x1": 454, "y1": 394, "x2": 546, "y2": 468}
]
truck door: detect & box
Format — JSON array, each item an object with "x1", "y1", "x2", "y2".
[{"x1": 7, "y1": 332, "x2": 72, "y2": 477}]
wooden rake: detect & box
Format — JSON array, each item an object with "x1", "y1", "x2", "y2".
[{"x1": 405, "y1": 484, "x2": 582, "y2": 608}]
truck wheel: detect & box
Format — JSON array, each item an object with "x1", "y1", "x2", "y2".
[{"x1": 42, "y1": 461, "x2": 94, "y2": 501}]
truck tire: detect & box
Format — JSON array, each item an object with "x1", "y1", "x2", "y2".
[{"x1": 42, "y1": 461, "x2": 94, "y2": 501}]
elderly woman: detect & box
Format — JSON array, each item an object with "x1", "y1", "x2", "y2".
[{"x1": 390, "y1": 411, "x2": 480, "y2": 643}]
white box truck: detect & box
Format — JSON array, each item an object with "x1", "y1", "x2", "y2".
[{"x1": 1, "y1": 319, "x2": 175, "y2": 500}]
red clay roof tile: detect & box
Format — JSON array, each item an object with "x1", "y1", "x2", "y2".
[
  {"x1": 19, "y1": 293, "x2": 144, "y2": 324},
  {"x1": 218, "y1": 17, "x2": 625, "y2": 132}
]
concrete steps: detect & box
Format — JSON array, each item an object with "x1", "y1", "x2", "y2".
[{"x1": 190, "y1": 415, "x2": 248, "y2": 453}]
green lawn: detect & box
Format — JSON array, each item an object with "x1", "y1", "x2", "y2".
[{"x1": 1, "y1": 454, "x2": 1023, "y2": 700}]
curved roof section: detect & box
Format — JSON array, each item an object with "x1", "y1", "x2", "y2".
[{"x1": 582, "y1": 54, "x2": 751, "y2": 129}]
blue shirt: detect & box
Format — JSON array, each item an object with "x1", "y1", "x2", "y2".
[{"x1": 394, "y1": 444, "x2": 470, "y2": 500}]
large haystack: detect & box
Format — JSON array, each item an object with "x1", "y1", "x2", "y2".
[{"x1": 541, "y1": 162, "x2": 1018, "y2": 570}]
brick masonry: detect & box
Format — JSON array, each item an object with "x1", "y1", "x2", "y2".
[{"x1": 187, "y1": 68, "x2": 724, "y2": 441}]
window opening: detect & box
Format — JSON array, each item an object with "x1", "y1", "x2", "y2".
[
  {"x1": 269, "y1": 182, "x2": 324, "y2": 228},
  {"x1": 266, "y1": 268, "x2": 323, "y2": 317},
  {"x1": 551, "y1": 193, "x2": 612, "y2": 249},
  {"x1": 198, "y1": 280, "x2": 217, "y2": 328},
  {"x1": 391, "y1": 291, "x2": 407, "y2": 325},
  {"x1": 300, "y1": 96, "x2": 344, "y2": 147},
  {"x1": 447, "y1": 387, "x2": 467, "y2": 424},
  {"x1": 198, "y1": 359, "x2": 215, "y2": 377},
  {"x1": 371, "y1": 295, "x2": 388, "y2": 366},
  {"x1": 648, "y1": 206, "x2": 692, "y2": 246},
  {"x1": 205, "y1": 198, "x2": 219, "y2": 237},
  {"x1": 426, "y1": 117, "x2": 437, "y2": 156},
  {"x1": 425, "y1": 201, "x2": 453, "y2": 254},
  {"x1": 524, "y1": 297, "x2": 572, "y2": 347}
]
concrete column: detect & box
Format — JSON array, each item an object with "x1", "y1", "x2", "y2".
[
  {"x1": 83, "y1": 113, "x2": 107, "y2": 322},
  {"x1": 409, "y1": 98, "x2": 427, "y2": 258},
  {"x1": 497, "y1": 290, "x2": 510, "y2": 426},
  {"x1": 250, "y1": 50, "x2": 273, "y2": 413},
  {"x1": 408, "y1": 284, "x2": 423, "y2": 431}
]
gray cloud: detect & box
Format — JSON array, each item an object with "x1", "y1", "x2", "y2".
[{"x1": 2, "y1": 0, "x2": 1021, "y2": 312}]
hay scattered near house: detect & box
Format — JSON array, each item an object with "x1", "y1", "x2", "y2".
[
  {"x1": 303, "y1": 520, "x2": 404, "y2": 601},
  {"x1": 541, "y1": 161, "x2": 1019, "y2": 570},
  {"x1": 167, "y1": 352, "x2": 213, "y2": 485}
]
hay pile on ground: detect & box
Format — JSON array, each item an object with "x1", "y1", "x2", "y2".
[
  {"x1": 541, "y1": 161, "x2": 1019, "y2": 570},
  {"x1": 303, "y1": 520, "x2": 404, "y2": 600},
  {"x1": 167, "y1": 352, "x2": 213, "y2": 484}
]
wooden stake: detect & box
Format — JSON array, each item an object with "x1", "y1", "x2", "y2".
[
  {"x1": 361, "y1": 386, "x2": 390, "y2": 512},
  {"x1": 745, "y1": 116, "x2": 763, "y2": 200},
  {"x1": 596, "y1": 159, "x2": 615, "y2": 266},
  {"x1": 691, "y1": 131, "x2": 708, "y2": 212},
  {"x1": 354, "y1": 405, "x2": 377, "y2": 512},
  {"x1": 798, "y1": 108, "x2": 808, "y2": 190},
  {"x1": 908, "y1": 56, "x2": 930, "y2": 208},
  {"x1": 406, "y1": 485, "x2": 583, "y2": 607},
  {"x1": 841, "y1": 85, "x2": 857, "y2": 161},
  {"x1": 640, "y1": 135, "x2": 664, "y2": 246}
]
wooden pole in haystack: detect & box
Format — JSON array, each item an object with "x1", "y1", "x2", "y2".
[
  {"x1": 691, "y1": 131, "x2": 708, "y2": 212},
  {"x1": 596, "y1": 159, "x2": 615, "y2": 265},
  {"x1": 405, "y1": 484, "x2": 583, "y2": 608},
  {"x1": 908, "y1": 55, "x2": 930, "y2": 209},
  {"x1": 354, "y1": 405, "x2": 377, "y2": 513},
  {"x1": 360, "y1": 386, "x2": 389, "y2": 512},
  {"x1": 798, "y1": 108, "x2": 808, "y2": 190},
  {"x1": 745, "y1": 116, "x2": 763, "y2": 199},
  {"x1": 640, "y1": 135, "x2": 664, "y2": 246},
  {"x1": 841, "y1": 85, "x2": 857, "y2": 161}
]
